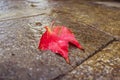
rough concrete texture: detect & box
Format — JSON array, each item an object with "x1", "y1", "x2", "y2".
[
  {"x1": 0, "y1": 0, "x2": 52, "y2": 21},
  {"x1": 0, "y1": 16, "x2": 113, "y2": 80},
  {"x1": 49, "y1": 0, "x2": 120, "y2": 39},
  {"x1": 0, "y1": 0, "x2": 120, "y2": 80},
  {"x1": 0, "y1": 0, "x2": 120, "y2": 38},
  {"x1": 58, "y1": 41, "x2": 120, "y2": 80}
]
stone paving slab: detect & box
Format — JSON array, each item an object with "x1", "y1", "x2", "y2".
[
  {"x1": 0, "y1": 0, "x2": 119, "y2": 38},
  {"x1": 58, "y1": 41, "x2": 120, "y2": 80},
  {"x1": 0, "y1": 0, "x2": 119, "y2": 80},
  {"x1": 49, "y1": 0, "x2": 120, "y2": 39},
  {"x1": 0, "y1": 14, "x2": 114, "y2": 80},
  {"x1": 0, "y1": 0, "x2": 53, "y2": 21}
]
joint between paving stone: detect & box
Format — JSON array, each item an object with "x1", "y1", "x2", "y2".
[
  {"x1": 0, "y1": 13, "x2": 46, "y2": 22},
  {"x1": 52, "y1": 38, "x2": 116, "y2": 80}
]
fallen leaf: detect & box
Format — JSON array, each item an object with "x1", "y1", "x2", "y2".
[{"x1": 38, "y1": 23, "x2": 84, "y2": 64}]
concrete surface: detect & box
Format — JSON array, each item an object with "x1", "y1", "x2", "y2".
[
  {"x1": 0, "y1": 0, "x2": 120, "y2": 80},
  {"x1": 57, "y1": 41, "x2": 120, "y2": 80}
]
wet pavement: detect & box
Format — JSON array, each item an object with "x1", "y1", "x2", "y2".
[
  {"x1": 58, "y1": 41, "x2": 120, "y2": 80},
  {"x1": 0, "y1": 0, "x2": 120, "y2": 80}
]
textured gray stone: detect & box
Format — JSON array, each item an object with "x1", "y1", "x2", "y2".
[
  {"x1": 50, "y1": 0, "x2": 120, "y2": 38},
  {"x1": 0, "y1": 0, "x2": 118, "y2": 80},
  {"x1": 59, "y1": 42, "x2": 120, "y2": 80},
  {"x1": 0, "y1": 16, "x2": 113, "y2": 80}
]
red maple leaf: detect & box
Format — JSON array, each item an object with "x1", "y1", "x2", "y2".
[{"x1": 38, "y1": 22, "x2": 84, "y2": 64}]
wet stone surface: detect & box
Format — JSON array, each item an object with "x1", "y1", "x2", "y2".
[
  {"x1": 0, "y1": 15, "x2": 113, "y2": 80},
  {"x1": 58, "y1": 41, "x2": 120, "y2": 80},
  {"x1": 0, "y1": 0, "x2": 119, "y2": 38},
  {"x1": 0, "y1": 17, "x2": 72, "y2": 80},
  {"x1": 0, "y1": 0, "x2": 55, "y2": 21},
  {"x1": 49, "y1": 0, "x2": 120, "y2": 39},
  {"x1": 0, "y1": 0, "x2": 119, "y2": 80}
]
